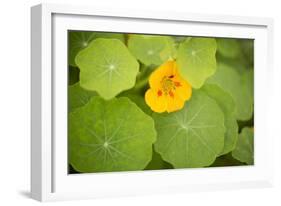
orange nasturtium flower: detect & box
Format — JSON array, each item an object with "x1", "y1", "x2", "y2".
[{"x1": 145, "y1": 60, "x2": 192, "y2": 113}]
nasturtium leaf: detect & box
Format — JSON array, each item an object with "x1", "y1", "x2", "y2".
[
  {"x1": 128, "y1": 35, "x2": 176, "y2": 65},
  {"x1": 75, "y1": 38, "x2": 139, "y2": 100},
  {"x1": 68, "y1": 31, "x2": 125, "y2": 67},
  {"x1": 202, "y1": 84, "x2": 238, "y2": 155},
  {"x1": 69, "y1": 96, "x2": 157, "y2": 173},
  {"x1": 145, "y1": 150, "x2": 173, "y2": 170},
  {"x1": 153, "y1": 91, "x2": 225, "y2": 168},
  {"x1": 176, "y1": 37, "x2": 217, "y2": 88},
  {"x1": 232, "y1": 127, "x2": 254, "y2": 165},
  {"x1": 217, "y1": 38, "x2": 241, "y2": 58},
  {"x1": 68, "y1": 83, "x2": 96, "y2": 112},
  {"x1": 207, "y1": 63, "x2": 253, "y2": 121}
]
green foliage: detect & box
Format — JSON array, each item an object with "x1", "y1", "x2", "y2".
[
  {"x1": 118, "y1": 64, "x2": 155, "y2": 115},
  {"x1": 202, "y1": 84, "x2": 238, "y2": 155},
  {"x1": 120, "y1": 92, "x2": 152, "y2": 115},
  {"x1": 120, "y1": 64, "x2": 154, "y2": 94},
  {"x1": 68, "y1": 32, "x2": 254, "y2": 173},
  {"x1": 68, "y1": 83, "x2": 96, "y2": 113},
  {"x1": 241, "y1": 69, "x2": 254, "y2": 104},
  {"x1": 240, "y1": 39, "x2": 254, "y2": 66},
  {"x1": 75, "y1": 38, "x2": 139, "y2": 100},
  {"x1": 153, "y1": 91, "x2": 225, "y2": 168},
  {"x1": 232, "y1": 127, "x2": 254, "y2": 165},
  {"x1": 69, "y1": 97, "x2": 156, "y2": 172},
  {"x1": 68, "y1": 31, "x2": 124, "y2": 67},
  {"x1": 176, "y1": 37, "x2": 217, "y2": 88},
  {"x1": 217, "y1": 38, "x2": 241, "y2": 58},
  {"x1": 216, "y1": 39, "x2": 254, "y2": 74},
  {"x1": 128, "y1": 35, "x2": 176, "y2": 65},
  {"x1": 207, "y1": 63, "x2": 253, "y2": 121}
]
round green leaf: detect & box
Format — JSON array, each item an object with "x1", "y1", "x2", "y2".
[
  {"x1": 153, "y1": 91, "x2": 225, "y2": 168},
  {"x1": 207, "y1": 63, "x2": 253, "y2": 121},
  {"x1": 176, "y1": 37, "x2": 217, "y2": 88},
  {"x1": 68, "y1": 31, "x2": 125, "y2": 67},
  {"x1": 75, "y1": 38, "x2": 139, "y2": 100},
  {"x1": 68, "y1": 82, "x2": 96, "y2": 112},
  {"x1": 232, "y1": 127, "x2": 254, "y2": 165},
  {"x1": 69, "y1": 97, "x2": 157, "y2": 173},
  {"x1": 217, "y1": 38, "x2": 241, "y2": 58},
  {"x1": 202, "y1": 84, "x2": 238, "y2": 155},
  {"x1": 128, "y1": 35, "x2": 176, "y2": 65}
]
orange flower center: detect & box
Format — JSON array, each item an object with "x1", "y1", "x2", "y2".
[{"x1": 158, "y1": 75, "x2": 181, "y2": 97}]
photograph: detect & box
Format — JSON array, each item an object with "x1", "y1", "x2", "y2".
[{"x1": 67, "y1": 31, "x2": 254, "y2": 174}]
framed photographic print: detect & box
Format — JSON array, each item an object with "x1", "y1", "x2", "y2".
[{"x1": 31, "y1": 3, "x2": 274, "y2": 201}]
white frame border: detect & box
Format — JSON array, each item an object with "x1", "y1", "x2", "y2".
[{"x1": 31, "y1": 3, "x2": 274, "y2": 202}]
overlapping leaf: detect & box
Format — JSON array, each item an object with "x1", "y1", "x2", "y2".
[
  {"x1": 176, "y1": 37, "x2": 217, "y2": 88},
  {"x1": 75, "y1": 38, "x2": 139, "y2": 100},
  {"x1": 232, "y1": 127, "x2": 254, "y2": 165},
  {"x1": 202, "y1": 84, "x2": 238, "y2": 155},
  {"x1": 68, "y1": 83, "x2": 96, "y2": 112},
  {"x1": 68, "y1": 31, "x2": 124, "y2": 67},
  {"x1": 207, "y1": 63, "x2": 253, "y2": 121},
  {"x1": 128, "y1": 35, "x2": 176, "y2": 65},
  {"x1": 153, "y1": 91, "x2": 225, "y2": 168},
  {"x1": 69, "y1": 97, "x2": 156, "y2": 172}
]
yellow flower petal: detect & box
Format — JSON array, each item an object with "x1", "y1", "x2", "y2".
[
  {"x1": 145, "y1": 89, "x2": 167, "y2": 113},
  {"x1": 149, "y1": 61, "x2": 175, "y2": 89},
  {"x1": 166, "y1": 92, "x2": 185, "y2": 113},
  {"x1": 145, "y1": 60, "x2": 192, "y2": 113},
  {"x1": 174, "y1": 77, "x2": 192, "y2": 101}
]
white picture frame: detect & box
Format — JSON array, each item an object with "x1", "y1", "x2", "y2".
[{"x1": 31, "y1": 3, "x2": 274, "y2": 202}]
